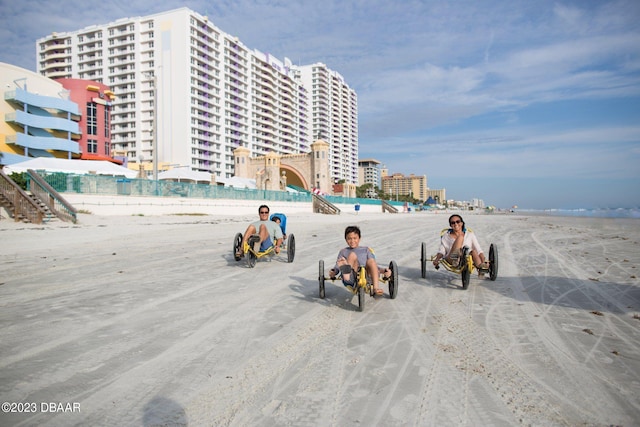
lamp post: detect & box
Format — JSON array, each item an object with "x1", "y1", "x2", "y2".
[
  {"x1": 151, "y1": 73, "x2": 158, "y2": 182},
  {"x1": 138, "y1": 155, "x2": 145, "y2": 179},
  {"x1": 143, "y1": 71, "x2": 158, "y2": 182}
]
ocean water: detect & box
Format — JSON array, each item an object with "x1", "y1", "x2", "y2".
[{"x1": 516, "y1": 207, "x2": 640, "y2": 219}]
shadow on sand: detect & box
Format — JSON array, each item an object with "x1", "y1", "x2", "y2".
[
  {"x1": 143, "y1": 396, "x2": 188, "y2": 427},
  {"x1": 289, "y1": 275, "x2": 387, "y2": 312},
  {"x1": 405, "y1": 265, "x2": 640, "y2": 316}
]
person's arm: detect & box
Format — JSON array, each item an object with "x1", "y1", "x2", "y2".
[
  {"x1": 330, "y1": 249, "x2": 346, "y2": 278},
  {"x1": 274, "y1": 237, "x2": 283, "y2": 253},
  {"x1": 433, "y1": 234, "x2": 449, "y2": 266},
  {"x1": 366, "y1": 246, "x2": 376, "y2": 260},
  {"x1": 272, "y1": 224, "x2": 284, "y2": 253},
  {"x1": 433, "y1": 252, "x2": 443, "y2": 266}
]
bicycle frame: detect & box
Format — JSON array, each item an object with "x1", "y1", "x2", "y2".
[
  {"x1": 431, "y1": 253, "x2": 475, "y2": 275},
  {"x1": 243, "y1": 240, "x2": 276, "y2": 259}
]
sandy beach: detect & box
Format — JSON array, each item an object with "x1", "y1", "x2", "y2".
[{"x1": 1, "y1": 202, "x2": 639, "y2": 426}]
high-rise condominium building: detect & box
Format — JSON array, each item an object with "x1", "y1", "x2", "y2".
[
  {"x1": 358, "y1": 158, "x2": 381, "y2": 187},
  {"x1": 37, "y1": 7, "x2": 316, "y2": 179},
  {"x1": 297, "y1": 64, "x2": 358, "y2": 184},
  {"x1": 36, "y1": 8, "x2": 359, "y2": 184}
]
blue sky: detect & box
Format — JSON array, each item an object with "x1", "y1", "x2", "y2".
[{"x1": 1, "y1": 0, "x2": 639, "y2": 209}]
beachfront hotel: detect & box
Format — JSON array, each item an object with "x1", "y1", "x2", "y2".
[
  {"x1": 36, "y1": 7, "x2": 358, "y2": 185},
  {"x1": 297, "y1": 64, "x2": 359, "y2": 185},
  {"x1": 382, "y1": 172, "x2": 429, "y2": 202}
]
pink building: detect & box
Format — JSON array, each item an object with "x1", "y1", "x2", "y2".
[{"x1": 56, "y1": 79, "x2": 119, "y2": 164}]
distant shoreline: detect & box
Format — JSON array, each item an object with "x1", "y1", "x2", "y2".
[{"x1": 514, "y1": 207, "x2": 639, "y2": 219}]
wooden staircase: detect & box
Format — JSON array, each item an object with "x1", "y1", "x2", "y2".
[
  {"x1": 0, "y1": 168, "x2": 47, "y2": 223},
  {"x1": 0, "y1": 168, "x2": 77, "y2": 224},
  {"x1": 312, "y1": 194, "x2": 341, "y2": 215},
  {"x1": 381, "y1": 200, "x2": 399, "y2": 213},
  {"x1": 26, "y1": 169, "x2": 77, "y2": 223}
]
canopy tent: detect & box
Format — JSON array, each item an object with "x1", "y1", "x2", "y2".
[
  {"x1": 157, "y1": 169, "x2": 213, "y2": 184},
  {"x1": 423, "y1": 196, "x2": 445, "y2": 210},
  {"x1": 3, "y1": 157, "x2": 138, "y2": 178},
  {"x1": 216, "y1": 176, "x2": 258, "y2": 189},
  {"x1": 425, "y1": 196, "x2": 437, "y2": 205}
]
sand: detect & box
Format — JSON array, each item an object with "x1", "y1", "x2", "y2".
[{"x1": 1, "y1": 203, "x2": 639, "y2": 426}]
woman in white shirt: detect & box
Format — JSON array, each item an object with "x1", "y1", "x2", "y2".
[{"x1": 432, "y1": 214, "x2": 487, "y2": 270}]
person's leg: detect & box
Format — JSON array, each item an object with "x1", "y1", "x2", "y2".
[
  {"x1": 242, "y1": 224, "x2": 257, "y2": 244},
  {"x1": 472, "y1": 251, "x2": 488, "y2": 269},
  {"x1": 256, "y1": 224, "x2": 274, "y2": 251},
  {"x1": 471, "y1": 250, "x2": 480, "y2": 267},
  {"x1": 446, "y1": 234, "x2": 465, "y2": 265},
  {"x1": 346, "y1": 251, "x2": 359, "y2": 270},
  {"x1": 257, "y1": 223, "x2": 270, "y2": 243},
  {"x1": 335, "y1": 256, "x2": 353, "y2": 285},
  {"x1": 238, "y1": 224, "x2": 257, "y2": 256},
  {"x1": 340, "y1": 252, "x2": 360, "y2": 284},
  {"x1": 366, "y1": 258, "x2": 382, "y2": 294}
]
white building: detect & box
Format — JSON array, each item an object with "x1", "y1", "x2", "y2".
[
  {"x1": 297, "y1": 63, "x2": 358, "y2": 185},
  {"x1": 358, "y1": 158, "x2": 381, "y2": 188},
  {"x1": 37, "y1": 8, "x2": 313, "y2": 179},
  {"x1": 470, "y1": 198, "x2": 486, "y2": 209}
]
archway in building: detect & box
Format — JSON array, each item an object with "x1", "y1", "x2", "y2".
[{"x1": 280, "y1": 165, "x2": 308, "y2": 191}]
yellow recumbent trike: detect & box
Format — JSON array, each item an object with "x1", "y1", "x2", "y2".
[
  {"x1": 317, "y1": 259, "x2": 398, "y2": 312},
  {"x1": 232, "y1": 213, "x2": 295, "y2": 268},
  {"x1": 420, "y1": 232, "x2": 498, "y2": 290}
]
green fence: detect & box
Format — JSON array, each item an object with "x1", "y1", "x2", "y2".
[{"x1": 25, "y1": 172, "x2": 406, "y2": 208}]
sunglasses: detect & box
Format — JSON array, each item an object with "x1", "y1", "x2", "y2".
[
  {"x1": 259, "y1": 211, "x2": 269, "y2": 214},
  {"x1": 450, "y1": 220, "x2": 462, "y2": 225}
]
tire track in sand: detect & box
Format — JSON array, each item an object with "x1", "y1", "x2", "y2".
[{"x1": 184, "y1": 299, "x2": 355, "y2": 426}]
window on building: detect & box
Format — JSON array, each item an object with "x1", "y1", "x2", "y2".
[
  {"x1": 87, "y1": 139, "x2": 98, "y2": 153},
  {"x1": 104, "y1": 106, "x2": 110, "y2": 138},
  {"x1": 87, "y1": 102, "x2": 97, "y2": 135}
]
